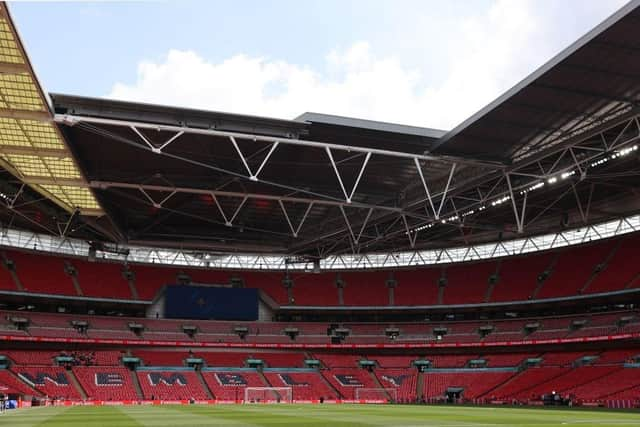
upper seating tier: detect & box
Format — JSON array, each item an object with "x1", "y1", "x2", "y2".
[{"x1": 2, "y1": 233, "x2": 639, "y2": 306}]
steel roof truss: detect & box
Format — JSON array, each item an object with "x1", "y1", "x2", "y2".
[{"x1": 278, "y1": 200, "x2": 313, "y2": 238}]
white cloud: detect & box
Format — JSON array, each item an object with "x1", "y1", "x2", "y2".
[{"x1": 108, "y1": 0, "x2": 627, "y2": 130}]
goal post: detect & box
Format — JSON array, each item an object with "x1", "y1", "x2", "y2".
[
  {"x1": 354, "y1": 388, "x2": 397, "y2": 402},
  {"x1": 244, "y1": 387, "x2": 293, "y2": 403}
]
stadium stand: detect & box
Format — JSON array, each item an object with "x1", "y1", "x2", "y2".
[
  {"x1": 321, "y1": 368, "x2": 378, "y2": 399},
  {"x1": 393, "y1": 269, "x2": 442, "y2": 306},
  {"x1": 368, "y1": 355, "x2": 416, "y2": 368},
  {"x1": 489, "y1": 367, "x2": 571, "y2": 400},
  {"x1": 375, "y1": 368, "x2": 418, "y2": 401},
  {"x1": 134, "y1": 350, "x2": 189, "y2": 367},
  {"x1": 200, "y1": 352, "x2": 250, "y2": 367},
  {"x1": 255, "y1": 352, "x2": 306, "y2": 368},
  {"x1": 8, "y1": 251, "x2": 76, "y2": 296},
  {"x1": 72, "y1": 260, "x2": 132, "y2": 299},
  {"x1": 342, "y1": 271, "x2": 390, "y2": 306},
  {"x1": 202, "y1": 370, "x2": 266, "y2": 400},
  {"x1": 264, "y1": 371, "x2": 338, "y2": 400},
  {"x1": 290, "y1": 273, "x2": 339, "y2": 306},
  {"x1": 585, "y1": 234, "x2": 640, "y2": 294},
  {"x1": 0, "y1": 369, "x2": 41, "y2": 396},
  {"x1": 243, "y1": 272, "x2": 289, "y2": 305},
  {"x1": 15, "y1": 367, "x2": 81, "y2": 399},
  {"x1": 490, "y1": 253, "x2": 554, "y2": 302},
  {"x1": 0, "y1": 255, "x2": 17, "y2": 291},
  {"x1": 130, "y1": 265, "x2": 181, "y2": 301},
  {"x1": 442, "y1": 261, "x2": 496, "y2": 305},
  {"x1": 136, "y1": 370, "x2": 208, "y2": 400},
  {"x1": 73, "y1": 367, "x2": 139, "y2": 400},
  {"x1": 423, "y1": 371, "x2": 515, "y2": 401},
  {"x1": 0, "y1": 234, "x2": 638, "y2": 306},
  {"x1": 537, "y1": 241, "x2": 616, "y2": 299}
]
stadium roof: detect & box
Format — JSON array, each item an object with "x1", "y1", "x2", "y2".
[
  {"x1": 0, "y1": 1, "x2": 639, "y2": 258},
  {"x1": 432, "y1": 0, "x2": 640, "y2": 164},
  {"x1": 0, "y1": 3, "x2": 101, "y2": 218}
]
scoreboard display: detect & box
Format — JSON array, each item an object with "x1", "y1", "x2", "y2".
[{"x1": 164, "y1": 285, "x2": 259, "y2": 320}]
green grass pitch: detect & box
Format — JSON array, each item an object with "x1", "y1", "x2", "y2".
[{"x1": 1, "y1": 404, "x2": 639, "y2": 426}]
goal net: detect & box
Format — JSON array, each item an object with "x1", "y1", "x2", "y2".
[
  {"x1": 354, "y1": 388, "x2": 397, "y2": 403},
  {"x1": 244, "y1": 387, "x2": 293, "y2": 403}
]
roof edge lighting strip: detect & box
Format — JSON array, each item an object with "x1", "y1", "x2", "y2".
[{"x1": 0, "y1": 214, "x2": 637, "y2": 271}]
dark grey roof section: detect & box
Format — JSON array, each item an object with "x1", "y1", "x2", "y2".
[
  {"x1": 51, "y1": 93, "x2": 309, "y2": 139},
  {"x1": 431, "y1": 0, "x2": 640, "y2": 162},
  {"x1": 297, "y1": 112, "x2": 447, "y2": 139}
]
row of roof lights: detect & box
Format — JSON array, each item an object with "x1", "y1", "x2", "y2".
[
  {"x1": 591, "y1": 144, "x2": 638, "y2": 167},
  {"x1": 412, "y1": 223, "x2": 434, "y2": 232},
  {"x1": 408, "y1": 145, "x2": 638, "y2": 235},
  {"x1": 491, "y1": 196, "x2": 510, "y2": 207},
  {"x1": 441, "y1": 214, "x2": 458, "y2": 224},
  {"x1": 519, "y1": 145, "x2": 639, "y2": 196},
  {"x1": 520, "y1": 181, "x2": 545, "y2": 195}
]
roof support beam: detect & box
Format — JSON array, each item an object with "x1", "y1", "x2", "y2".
[
  {"x1": 571, "y1": 183, "x2": 587, "y2": 224},
  {"x1": 414, "y1": 158, "x2": 437, "y2": 219},
  {"x1": 89, "y1": 180, "x2": 413, "y2": 217},
  {"x1": 56, "y1": 113, "x2": 502, "y2": 168},
  {"x1": 279, "y1": 200, "x2": 313, "y2": 238},
  {"x1": 437, "y1": 163, "x2": 456, "y2": 219},
  {"x1": 325, "y1": 148, "x2": 371, "y2": 203}
]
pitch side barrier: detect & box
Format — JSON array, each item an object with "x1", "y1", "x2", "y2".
[
  {"x1": 27, "y1": 399, "x2": 384, "y2": 407},
  {"x1": 17, "y1": 399, "x2": 639, "y2": 408},
  {"x1": 1, "y1": 332, "x2": 638, "y2": 349}
]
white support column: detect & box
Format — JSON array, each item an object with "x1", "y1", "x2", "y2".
[
  {"x1": 157, "y1": 131, "x2": 184, "y2": 151},
  {"x1": 339, "y1": 205, "x2": 357, "y2": 245},
  {"x1": 7, "y1": 183, "x2": 24, "y2": 209},
  {"x1": 130, "y1": 126, "x2": 155, "y2": 151},
  {"x1": 229, "y1": 136, "x2": 256, "y2": 181},
  {"x1": 349, "y1": 152, "x2": 371, "y2": 202},
  {"x1": 568, "y1": 147, "x2": 585, "y2": 179},
  {"x1": 138, "y1": 187, "x2": 177, "y2": 208},
  {"x1": 130, "y1": 127, "x2": 183, "y2": 154},
  {"x1": 228, "y1": 195, "x2": 249, "y2": 225},
  {"x1": 326, "y1": 147, "x2": 350, "y2": 202},
  {"x1": 402, "y1": 215, "x2": 417, "y2": 248},
  {"x1": 211, "y1": 194, "x2": 230, "y2": 225},
  {"x1": 608, "y1": 118, "x2": 636, "y2": 150},
  {"x1": 505, "y1": 173, "x2": 523, "y2": 233},
  {"x1": 585, "y1": 183, "x2": 595, "y2": 221},
  {"x1": 571, "y1": 184, "x2": 587, "y2": 223},
  {"x1": 436, "y1": 163, "x2": 456, "y2": 219},
  {"x1": 414, "y1": 158, "x2": 437, "y2": 218},
  {"x1": 279, "y1": 200, "x2": 297, "y2": 237},
  {"x1": 279, "y1": 200, "x2": 313, "y2": 238},
  {"x1": 253, "y1": 142, "x2": 279, "y2": 180},
  {"x1": 356, "y1": 208, "x2": 374, "y2": 244}
]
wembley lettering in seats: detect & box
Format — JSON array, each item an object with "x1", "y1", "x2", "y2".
[
  {"x1": 147, "y1": 373, "x2": 187, "y2": 386},
  {"x1": 215, "y1": 373, "x2": 247, "y2": 386},
  {"x1": 334, "y1": 375, "x2": 362, "y2": 386},
  {"x1": 380, "y1": 374, "x2": 409, "y2": 387},
  {"x1": 279, "y1": 374, "x2": 308, "y2": 386},
  {"x1": 19, "y1": 372, "x2": 70, "y2": 387},
  {"x1": 96, "y1": 373, "x2": 124, "y2": 386}
]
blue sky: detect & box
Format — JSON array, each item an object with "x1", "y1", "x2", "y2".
[{"x1": 10, "y1": 0, "x2": 629, "y2": 129}]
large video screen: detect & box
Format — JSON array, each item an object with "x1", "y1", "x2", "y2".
[{"x1": 164, "y1": 285, "x2": 259, "y2": 320}]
